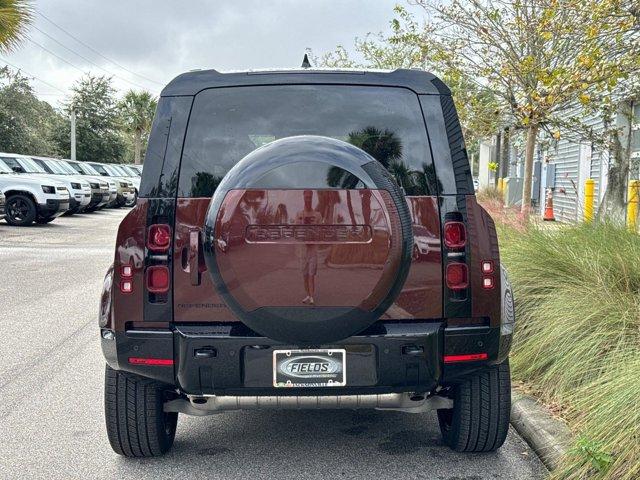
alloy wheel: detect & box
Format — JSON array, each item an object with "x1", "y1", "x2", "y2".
[{"x1": 8, "y1": 197, "x2": 30, "y2": 222}]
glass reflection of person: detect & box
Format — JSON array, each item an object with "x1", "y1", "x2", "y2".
[{"x1": 295, "y1": 190, "x2": 322, "y2": 305}]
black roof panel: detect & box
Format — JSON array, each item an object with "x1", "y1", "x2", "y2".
[{"x1": 161, "y1": 68, "x2": 449, "y2": 96}]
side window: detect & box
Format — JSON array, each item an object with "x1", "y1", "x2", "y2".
[
  {"x1": 419, "y1": 95, "x2": 473, "y2": 195},
  {"x1": 139, "y1": 96, "x2": 193, "y2": 198},
  {"x1": 1, "y1": 157, "x2": 20, "y2": 170},
  {"x1": 34, "y1": 159, "x2": 51, "y2": 173},
  {"x1": 90, "y1": 164, "x2": 105, "y2": 175}
]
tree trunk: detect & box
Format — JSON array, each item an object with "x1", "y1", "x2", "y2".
[
  {"x1": 599, "y1": 131, "x2": 631, "y2": 223},
  {"x1": 134, "y1": 130, "x2": 142, "y2": 165},
  {"x1": 494, "y1": 131, "x2": 501, "y2": 186},
  {"x1": 521, "y1": 124, "x2": 539, "y2": 214},
  {"x1": 598, "y1": 101, "x2": 633, "y2": 223},
  {"x1": 500, "y1": 127, "x2": 510, "y2": 180}
]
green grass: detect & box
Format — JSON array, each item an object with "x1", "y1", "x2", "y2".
[{"x1": 498, "y1": 221, "x2": 640, "y2": 480}]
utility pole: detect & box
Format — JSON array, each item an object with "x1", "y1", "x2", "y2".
[{"x1": 70, "y1": 109, "x2": 76, "y2": 161}]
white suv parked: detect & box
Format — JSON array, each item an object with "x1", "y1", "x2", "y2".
[
  {"x1": 0, "y1": 160, "x2": 70, "y2": 226},
  {"x1": 0, "y1": 154, "x2": 90, "y2": 215},
  {"x1": 26, "y1": 156, "x2": 93, "y2": 213},
  {"x1": 65, "y1": 160, "x2": 118, "y2": 207}
]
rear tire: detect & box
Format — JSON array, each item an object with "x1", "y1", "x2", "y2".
[
  {"x1": 437, "y1": 360, "x2": 511, "y2": 452},
  {"x1": 104, "y1": 365, "x2": 178, "y2": 457}
]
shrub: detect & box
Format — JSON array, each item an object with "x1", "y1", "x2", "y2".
[
  {"x1": 499, "y1": 221, "x2": 640, "y2": 480},
  {"x1": 476, "y1": 185, "x2": 503, "y2": 204}
]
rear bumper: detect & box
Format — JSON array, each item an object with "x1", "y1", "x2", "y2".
[{"x1": 101, "y1": 321, "x2": 512, "y2": 395}]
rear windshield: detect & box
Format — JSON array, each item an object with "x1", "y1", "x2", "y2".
[{"x1": 179, "y1": 85, "x2": 437, "y2": 197}]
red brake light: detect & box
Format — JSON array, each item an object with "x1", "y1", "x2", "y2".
[
  {"x1": 146, "y1": 266, "x2": 170, "y2": 293},
  {"x1": 444, "y1": 353, "x2": 488, "y2": 364},
  {"x1": 444, "y1": 221, "x2": 466, "y2": 249},
  {"x1": 446, "y1": 262, "x2": 468, "y2": 290},
  {"x1": 482, "y1": 261, "x2": 494, "y2": 274},
  {"x1": 148, "y1": 224, "x2": 171, "y2": 252},
  {"x1": 128, "y1": 357, "x2": 174, "y2": 366}
]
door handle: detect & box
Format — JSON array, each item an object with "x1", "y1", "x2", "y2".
[{"x1": 189, "y1": 229, "x2": 201, "y2": 286}]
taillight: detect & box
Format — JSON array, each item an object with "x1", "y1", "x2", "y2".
[
  {"x1": 120, "y1": 280, "x2": 133, "y2": 294},
  {"x1": 444, "y1": 221, "x2": 466, "y2": 249},
  {"x1": 482, "y1": 260, "x2": 495, "y2": 289},
  {"x1": 119, "y1": 264, "x2": 133, "y2": 294},
  {"x1": 446, "y1": 262, "x2": 468, "y2": 290},
  {"x1": 147, "y1": 224, "x2": 171, "y2": 252},
  {"x1": 146, "y1": 266, "x2": 170, "y2": 293}
]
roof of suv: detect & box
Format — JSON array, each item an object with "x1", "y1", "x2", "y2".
[{"x1": 161, "y1": 68, "x2": 450, "y2": 97}]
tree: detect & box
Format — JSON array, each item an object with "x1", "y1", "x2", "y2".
[
  {"x1": 0, "y1": 66, "x2": 63, "y2": 155},
  {"x1": 559, "y1": 77, "x2": 640, "y2": 220},
  {"x1": 316, "y1": 2, "x2": 639, "y2": 214},
  {"x1": 0, "y1": 0, "x2": 32, "y2": 52},
  {"x1": 310, "y1": 5, "x2": 504, "y2": 163},
  {"x1": 412, "y1": 0, "x2": 640, "y2": 213},
  {"x1": 53, "y1": 74, "x2": 125, "y2": 162},
  {"x1": 118, "y1": 89, "x2": 157, "y2": 165}
]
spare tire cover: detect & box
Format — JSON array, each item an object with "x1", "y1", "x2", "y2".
[{"x1": 203, "y1": 135, "x2": 413, "y2": 344}]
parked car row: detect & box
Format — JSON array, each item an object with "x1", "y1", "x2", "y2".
[{"x1": 0, "y1": 152, "x2": 142, "y2": 226}]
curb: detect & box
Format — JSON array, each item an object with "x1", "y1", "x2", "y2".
[{"x1": 510, "y1": 392, "x2": 572, "y2": 471}]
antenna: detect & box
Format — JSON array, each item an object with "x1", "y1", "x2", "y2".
[{"x1": 301, "y1": 53, "x2": 311, "y2": 68}]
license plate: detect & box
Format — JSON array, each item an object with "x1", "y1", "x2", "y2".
[{"x1": 273, "y1": 349, "x2": 346, "y2": 388}]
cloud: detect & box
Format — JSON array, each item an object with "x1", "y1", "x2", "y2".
[{"x1": 5, "y1": 0, "x2": 422, "y2": 105}]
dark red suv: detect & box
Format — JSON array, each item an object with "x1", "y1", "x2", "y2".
[{"x1": 99, "y1": 68, "x2": 515, "y2": 457}]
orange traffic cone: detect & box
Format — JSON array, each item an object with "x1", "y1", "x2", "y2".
[{"x1": 543, "y1": 189, "x2": 556, "y2": 221}]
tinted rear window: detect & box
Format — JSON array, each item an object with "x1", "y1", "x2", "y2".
[{"x1": 178, "y1": 85, "x2": 437, "y2": 197}]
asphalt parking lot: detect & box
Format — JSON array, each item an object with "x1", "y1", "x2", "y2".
[{"x1": 0, "y1": 209, "x2": 547, "y2": 480}]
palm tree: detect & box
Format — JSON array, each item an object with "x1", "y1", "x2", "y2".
[
  {"x1": 118, "y1": 90, "x2": 157, "y2": 164},
  {"x1": 0, "y1": 0, "x2": 32, "y2": 52},
  {"x1": 327, "y1": 126, "x2": 405, "y2": 225}
]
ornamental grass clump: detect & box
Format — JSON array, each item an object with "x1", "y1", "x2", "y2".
[{"x1": 498, "y1": 222, "x2": 640, "y2": 480}]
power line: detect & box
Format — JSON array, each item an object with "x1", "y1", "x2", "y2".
[
  {"x1": 30, "y1": 25, "x2": 157, "y2": 91},
  {"x1": 37, "y1": 11, "x2": 164, "y2": 87},
  {"x1": 26, "y1": 37, "x2": 155, "y2": 92},
  {"x1": 26, "y1": 37, "x2": 86, "y2": 75},
  {"x1": 0, "y1": 56, "x2": 67, "y2": 93}
]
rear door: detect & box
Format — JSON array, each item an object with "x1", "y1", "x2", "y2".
[{"x1": 172, "y1": 84, "x2": 444, "y2": 324}]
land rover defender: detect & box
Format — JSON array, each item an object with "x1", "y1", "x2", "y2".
[{"x1": 100, "y1": 68, "x2": 514, "y2": 458}]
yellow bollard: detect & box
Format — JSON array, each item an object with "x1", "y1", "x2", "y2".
[
  {"x1": 584, "y1": 179, "x2": 595, "y2": 222},
  {"x1": 497, "y1": 178, "x2": 504, "y2": 194},
  {"x1": 627, "y1": 180, "x2": 640, "y2": 232}
]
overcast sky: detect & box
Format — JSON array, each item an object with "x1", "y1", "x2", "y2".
[{"x1": 3, "y1": 0, "x2": 423, "y2": 106}]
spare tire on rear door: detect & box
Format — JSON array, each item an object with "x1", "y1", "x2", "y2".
[{"x1": 203, "y1": 135, "x2": 413, "y2": 344}]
